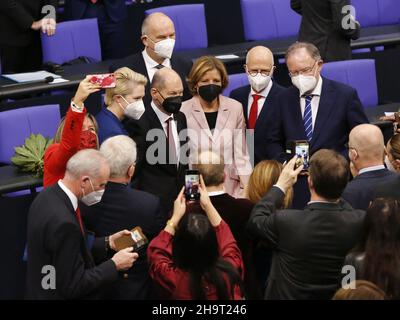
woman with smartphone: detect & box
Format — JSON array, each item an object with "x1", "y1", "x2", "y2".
[
  {"x1": 181, "y1": 56, "x2": 252, "y2": 198},
  {"x1": 43, "y1": 76, "x2": 101, "y2": 187}
]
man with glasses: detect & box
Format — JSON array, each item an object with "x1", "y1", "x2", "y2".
[
  {"x1": 230, "y1": 46, "x2": 285, "y2": 164},
  {"x1": 266, "y1": 42, "x2": 368, "y2": 208}
]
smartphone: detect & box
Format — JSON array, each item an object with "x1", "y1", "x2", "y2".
[
  {"x1": 185, "y1": 170, "x2": 200, "y2": 201},
  {"x1": 293, "y1": 140, "x2": 310, "y2": 171},
  {"x1": 114, "y1": 226, "x2": 149, "y2": 252},
  {"x1": 89, "y1": 73, "x2": 116, "y2": 88}
]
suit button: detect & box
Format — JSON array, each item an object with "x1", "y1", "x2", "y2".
[{"x1": 123, "y1": 273, "x2": 128, "y2": 279}]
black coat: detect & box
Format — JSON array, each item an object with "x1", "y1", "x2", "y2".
[
  {"x1": 374, "y1": 176, "x2": 400, "y2": 200},
  {"x1": 247, "y1": 186, "x2": 365, "y2": 300},
  {"x1": 229, "y1": 82, "x2": 286, "y2": 164},
  {"x1": 26, "y1": 183, "x2": 117, "y2": 300},
  {"x1": 124, "y1": 106, "x2": 189, "y2": 214},
  {"x1": 0, "y1": 0, "x2": 57, "y2": 46},
  {"x1": 291, "y1": 0, "x2": 360, "y2": 61},
  {"x1": 81, "y1": 181, "x2": 165, "y2": 300},
  {"x1": 110, "y1": 52, "x2": 193, "y2": 106}
]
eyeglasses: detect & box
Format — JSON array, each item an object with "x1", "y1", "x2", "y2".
[
  {"x1": 288, "y1": 61, "x2": 318, "y2": 78},
  {"x1": 247, "y1": 69, "x2": 273, "y2": 77}
]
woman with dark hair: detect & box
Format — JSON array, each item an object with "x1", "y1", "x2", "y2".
[
  {"x1": 344, "y1": 198, "x2": 400, "y2": 299},
  {"x1": 147, "y1": 177, "x2": 244, "y2": 300},
  {"x1": 43, "y1": 76, "x2": 101, "y2": 187}
]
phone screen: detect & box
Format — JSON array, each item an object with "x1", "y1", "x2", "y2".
[
  {"x1": 294, "y1": 142, "x2": 310, "y2": 170},
  {"x1": 89, "y1": 74, "x2": 116, "y2": 88},
  {"x1": 185, "y1": 171, "x2": 200, "y2": 201}
]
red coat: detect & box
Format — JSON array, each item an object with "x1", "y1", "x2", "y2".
[
  {"x1": 147, "y1": 220, "x2": 244, "y2": 300},
  {"x1": 43, "y1": 106, "x2": 86, "y2": 187}
]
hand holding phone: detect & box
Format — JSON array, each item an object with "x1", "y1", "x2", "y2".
[
  {"x1": 293, "y1": 140, "x2": 310, "y2": 171},
  {"x1": 185, "y1": 170, "x2": 200, "y2": 201},
  {"x1": 89, "y1": 73, "x2": 116, "y2": 88},
  {"x1": 113, "y1": 227, "x2": 149, "y2": 252}
]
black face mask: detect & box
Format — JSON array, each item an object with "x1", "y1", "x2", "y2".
[
  {"x1": 198, "y1": 84, "x2": 221, "y2": 102},
  {"x1": 158, "y1": 91, "x2": 182, "y2": 114}
]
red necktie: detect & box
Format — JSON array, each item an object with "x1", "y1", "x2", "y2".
[
  {"x1": 166, "y1": 117, "x2": 178, "y2": 166},
  {"x1": 248, "y1": 94, "x2": 262, "y2": 129},
  {"x1": 75, "y1": 207, "x2": 85, "y2": 235},
  {"x1": 90, "y1": 0, "x2": 98, "y2": 4}
]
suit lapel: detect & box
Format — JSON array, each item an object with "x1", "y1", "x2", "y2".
[
  {"x1": 255, "y1": 83, "x2": 278, "y2": 130},
  {"x1": 237, "y1": 86, "x2": 251, "y2": 127},
  {"x1": 214, "y1": 97, "x2": 231, "y2": 142},
  {"x1": 190, "y1": 97, "x2": 214, "y2": 141},
  {"x1": 289, "y1": 88, "x2": 307, "y2": 140},
  {"x1": 311, "y1": 78, "x2": 335, "y2": 148}
]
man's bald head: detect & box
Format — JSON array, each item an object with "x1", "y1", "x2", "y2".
[
  {"x1": 141, "y1": 12, "x2": 174, "y2": 36},
  {"x1": 246, "y1": 46, "x2": 274, "y2": 66},
  {"x1": 349, "y1": 124, "x2": 385, "y2": 164},
  {"x1": 151, "y1": 67, "x2": 182, "y2": 91},
  {"x1": 193, "y1": 151, "x2": 225, "y2": 187}
]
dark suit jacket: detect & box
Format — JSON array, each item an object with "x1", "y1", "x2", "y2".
[
  {"x1": 65, "y1": 0, "x2": 126, "y2": 23},
  {"x1": 81, "y1": 181, "x2": 165, "y2": 300},
  {"x1": 342, "y1": 169, "x2": 398, "y2": 210},
  {"x1": 110, "y1": 52, "x2": 193, "y2": 106},
  {"x1": 230, "y1": 82, "x2": 286, "y2": 164},
  {"x1": 291, "y1": 0, "x2": 360, "y2": 62},
  {"x1": 266, "y1": 77, "x2": 369, "y2": 163},
  {"x1": 247, "y1": 186, "x2": 365, "y2": 300},
  {"x1": 124, "y1": 106, "x2": 189, "y2": 214},
  {"x1": 374, "y1": 176, "x2": 400, "y2": 200},
  {"x1": 0, "y1": 0, "x2": 57, "y2": 46},
  {"x1": 187, "y1": 193, "x2": 261, "y2": 299},
  {"x1": 26, "y1": 183, "x2": 117, "y2": 300}
]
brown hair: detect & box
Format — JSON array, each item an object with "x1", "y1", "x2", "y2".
[
  {"x1": 104, "y1": 67, "x2": 147, "y2": 107},
  {"x1": 246, "y1": 160, "x2": 293, "y2": 208},
  {"x1": 309, "y1": 149, "x2": 349, "y2": 200},
  {"x1": 192, "y1": 152, "x2": 225, "y2": 187},
  {"x1": 54, "y1": 113, "x2": 99, "y2": 148},
  {"x1": 285, "y1": 42, "x2": 322, "y2": 61},
  {"x1": 187, "y1": 56, "x2": 229, "y2": 96},
  {"x1": 388, "y1": 134, "x2": 400, "y2": 160},
  {"x1": 332, "y1": 280, "x2": 386, "y2": 300}
]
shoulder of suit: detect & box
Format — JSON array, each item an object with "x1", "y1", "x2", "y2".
[
  {"x1": 229, "y1": 85, "x2": 251, "y2": 98},
  {"x1": 220, "y1": 95, "x2": 243, "y2": 110},
  {"x1": 322, "y1": 77, "x2": 356, "y2": 94}
]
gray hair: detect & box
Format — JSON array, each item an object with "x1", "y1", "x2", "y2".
[
  {"x1": 285, "y1": 42, "x2": 322, "y2": 61},
  {"x1": 66, "y1": 149, "x2": 108, "y2": 178},
  {"x1": 100, "y1": 135, "x2": 137, "y2": 179}
]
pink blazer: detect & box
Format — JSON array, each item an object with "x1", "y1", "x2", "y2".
[{"x1": 181, "y1": 95, "x2": 252, "y2": 198}]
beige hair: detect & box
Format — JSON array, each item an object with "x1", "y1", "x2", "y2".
[
  {"x1": 285, "y1": 42, "x2": 322, "y2": 61},
  {"x1": 104, "y1": 67, "x2": 147, "y2": 106}
]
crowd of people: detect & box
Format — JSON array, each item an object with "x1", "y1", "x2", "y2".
[{"x1": 23, "y1": 10, "x2": 400, "y2": 300}]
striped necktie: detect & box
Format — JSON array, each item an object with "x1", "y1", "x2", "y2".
[{"x1": 303, "y1": 95, "x2": 313, "y2": 141}]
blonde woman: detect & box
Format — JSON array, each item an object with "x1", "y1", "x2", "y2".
[
  {"x1": 96, "y1": 67, "x2": 148, "y2": 144},
  {"x1": 246, "y1": 160, "x2": 293, "y2": 208},
  {"x1": 181, "y1": 56, "x2": 252, "y2": 198}
]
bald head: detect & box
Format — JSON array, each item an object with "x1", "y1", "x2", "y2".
[
  {"x1": 192, "y1": 151, "x2": 225, "y2": 187},
  {"x1": 141, "y1": 12, "x2": 174, "y2": 36},
  {"x1": 246, "y1": 46, "x2": 274, "y2": 66},
  {"x1": 151, "y1": 67, "x2": 182, "y2": 91},
  {"x1": 349, "y1": 124, "x2": 385, "y2": 165}
]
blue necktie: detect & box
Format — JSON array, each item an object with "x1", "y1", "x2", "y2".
[{"x1": 303, "y1": 95, "x2": 313, "y2": 141}]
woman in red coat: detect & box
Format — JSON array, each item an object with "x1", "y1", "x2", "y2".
[
  {"x1": 43, "y1": 76, "x2": 101, "y2": 187},
  {"x1": 147, "y1": 177, "x2": 245, "y2": 300}
]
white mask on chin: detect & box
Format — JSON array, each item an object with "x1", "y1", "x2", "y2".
[
  {"x1": 248, "y1": 73, "x2": 271, "y2": 93},
  {"x1": 153, "y1": 38, "x2": 175, "y2": 59},
  {"x1": 81, "y1": 178, "x2": 104, "y2": 206},
  {"x1": 292, "y1": 75, "x2": 318, "y2": 96}
]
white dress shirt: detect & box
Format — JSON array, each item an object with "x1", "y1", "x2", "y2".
[
  {"x1": 247, "y1": 80, "x2": 273, "y2": 119},
  {"x1": 151, "y1": 101, "x2": 180, "y2": 162},
  {"x1": 208, "y1": 190, "x2": 226, "y2": 197},
  {"x1": 58, "y1": 180, "x2": 78, "y2": 211},
  {"x1": 358, "y1": 164, "x2": 386, "y2": 175},
  {"x1": 142, "y1": 49, "x2": 171, "y2": 82},
  {"x1": 299, "y1": 77, "x2": 323, "y2": 129}
]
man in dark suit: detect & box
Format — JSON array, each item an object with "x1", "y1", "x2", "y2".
[
  {"x1": 247, "y1": 149, "x2": 365, "y2": 300},
  {"x1": 267, "y1": 42, "x2": 368, "y2": 208},
  {"x1": 374, "y1": 177, "x2": 400, "y2": 200},
  {"x1": 187, "y1": 151, "x2": 259, "y2": 299},
  {"x1": 0, "y1": 0, "x2": 57, "y2": 73},
  {"x1": 65, "y1": 0, "x2": 127, "y2": 60},
  {"x1": 291, "y1": 0, "x2": 360, "y2": 62},
  {"x1": 26, "y1": 149, "x2": 138, "y2": 299},
  {"x1": 230, "y1": 46, "x2": 285, "y2": 164},
  {"x1": 124, "y1": 68, "x2": 189, "y2": 215},
  {"x1": 343, "y1": 124, "x2": 398, "y2": 210},
  {"x1": 110, "y1": 12, "x2": 192, "y2": 105},
  {"x1": 82, "y1": 135, "x2": 165, "y2": 300}
]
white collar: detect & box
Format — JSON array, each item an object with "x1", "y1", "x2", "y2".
[
  {"x1": 359, "y1": 165, "x2": 386, "y2": 175},
  {"x1": 208, "y1": 190, "x2": 226, "y2": 197},
  {"x1": 308, "y1": 200, "x2": 338, "y2": 205},
  {"x1": 250, "y1": 79, "x2": 273, "y2": 98},
  {"x1": 142, "y1": 49, "x2": 171, "y2": 69},
  {"x1": 300, "y1": 76, "x2": 323, "y2": 97},
  {"x1": 58, "y1": 180, "x2": 78, "y2": 211},
  {"x1": 151, "y1": 101, "x2": 173, "y2": 124}
]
